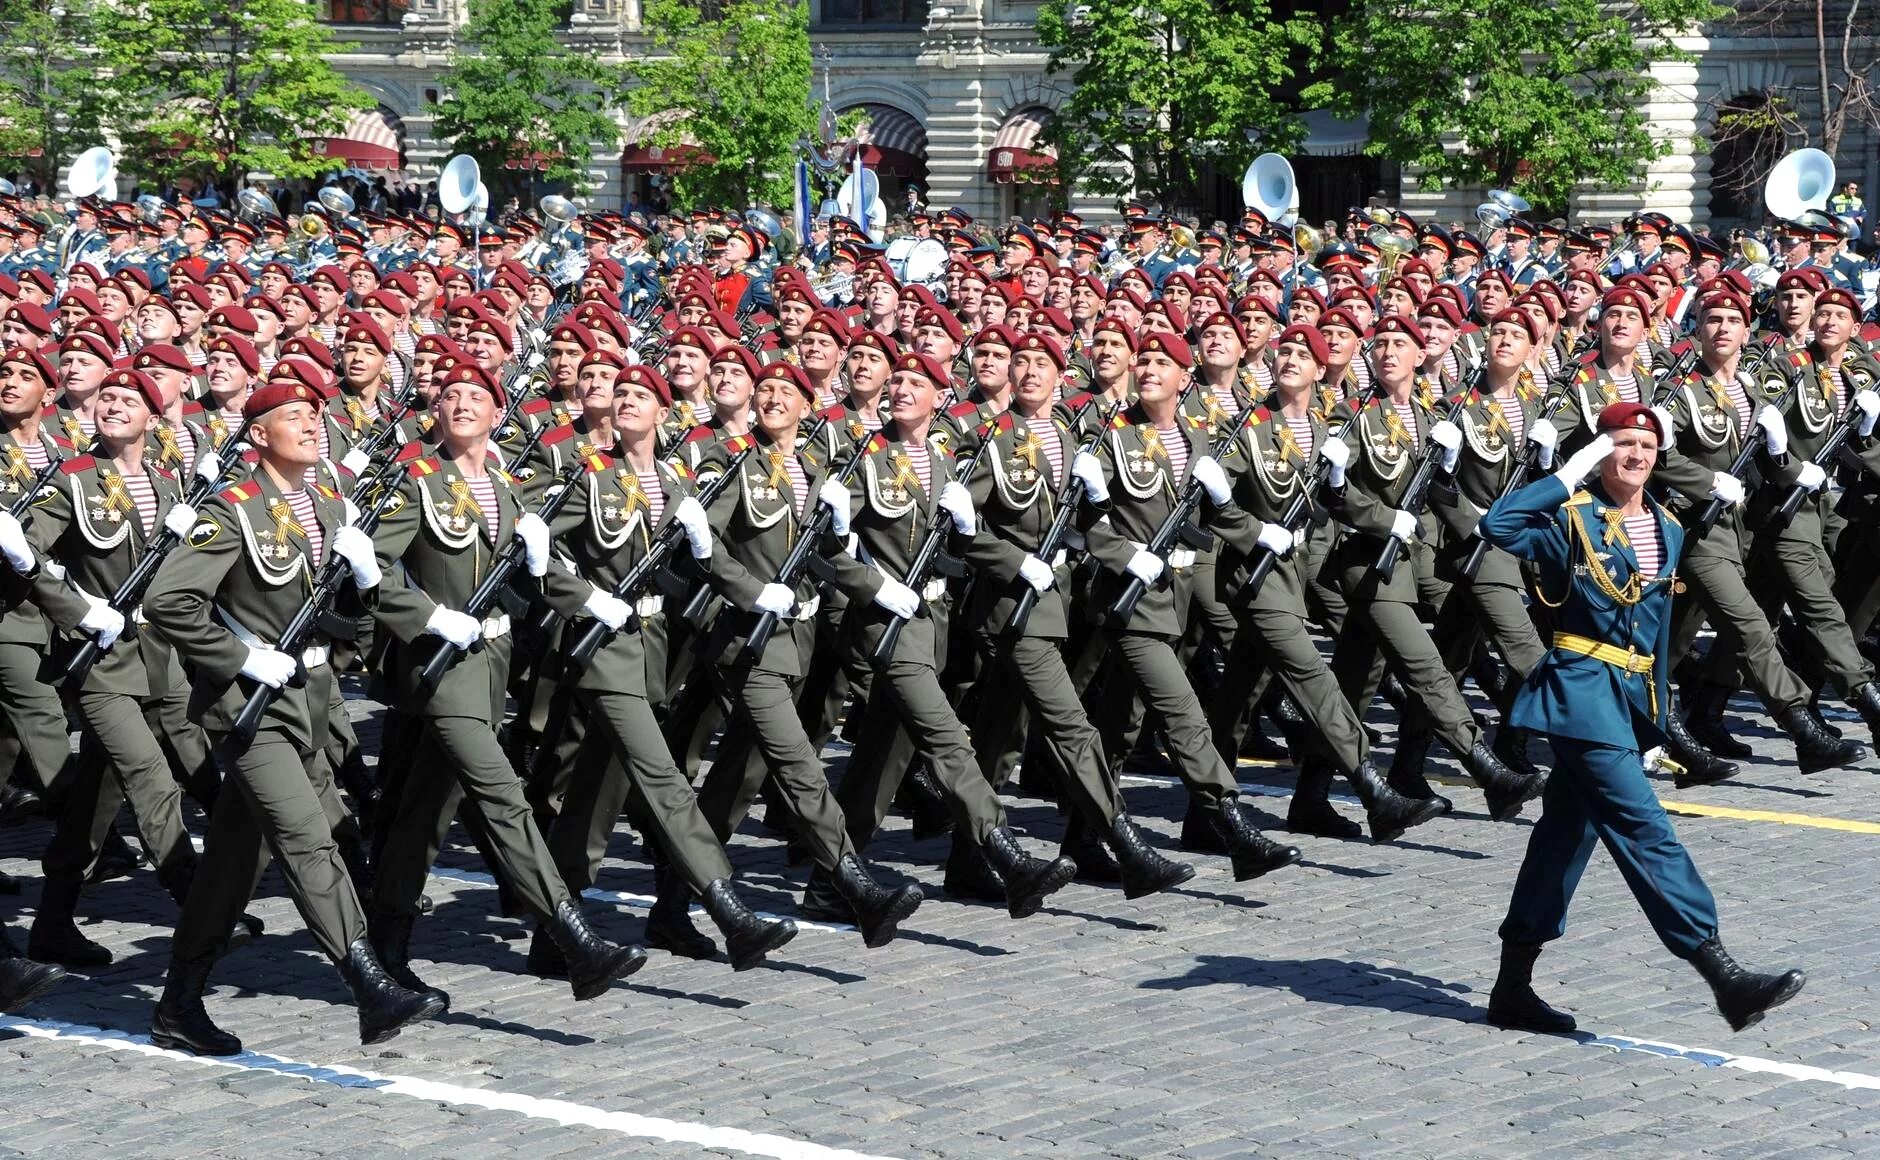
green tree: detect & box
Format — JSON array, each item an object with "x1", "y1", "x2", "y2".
[
  {"x1": 1303, "y1": 0, "x2": 1726, "y2": 208},
  {"x1": 1035, "y1": 0, "x2": 1320, "y2": 210},
  {"x1": 626, "y1": 0, "x2": 817, "y2": 208},
  {"x1": 431, "y1": 0, "x2": 622, "y2": 195},
  {"x1": 0, "y1": 0, "x2": 107, "y2": 189},
  {"x1": 93, "y1": 0, "x2": 370, "y2": 188}
]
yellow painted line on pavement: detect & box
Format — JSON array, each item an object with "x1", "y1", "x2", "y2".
[{"x1": 1655, "y1": 800, "x2": 1880, "y2": 834}]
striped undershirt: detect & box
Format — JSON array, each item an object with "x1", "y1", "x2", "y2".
[
  {"x1": 1156, "y1": 424, "x2": 1189, "y2": 479},
  {"x1": 1282, "y1": 412, "x2": 1315, "y2": 460},
  {"x1": 20, "y1": 440, "x2": 49, "y2": 470},
  {"x1": 1608, "y1": 372, "x2": 1640, "y2": 405},
  {"x1": 282, "y1": 486, "x2": 325, "y2": 566},
  {"x1": 1625, "y1": 512, "x2": 1662, "y2": 579},
  {"x1": 1718, "y1": 374, "x2": 1753, "y2": 439},
  {"x1": 1033, "y1": 421, "x2": 1064, "y2": 481},
  {"x1": 780, "y1": 452, "x2": 808, "y2": 520},
  {"x1": 1390, "y1": 399, "x2": 1423, "y2": 451},
  {"x1": 636, "y1": 467, "x2": 665, "y2": 525},
  {"x1": 121, "y1": 472, "x2": 158, "y2": 537},
  {"x1": 905, "y1": 442, "x2": 933, "y2": 495},
  {"x1": 465, "y1": 474, "x2": 499, "y2": 544},
  {"x1": 1492, "y1": 394, "x2": 1527, "y2": 448}
]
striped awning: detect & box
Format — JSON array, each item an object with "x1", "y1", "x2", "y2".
[
  {"x1": 622, "y1": 111, "x2": 711, "y2": 173},
  {"x1": 988, "y1": 106, "x2": 1057, "y2": 184},
  {"x1": 308, "y1": 107, "x2": 404, "y2": 169},
  {"x1": 847, "y1": 104, "x2": 927, "y2": 178}
]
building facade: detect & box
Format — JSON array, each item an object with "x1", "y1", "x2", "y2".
[{"x1": 320, "y1": 0, "x2": 1879, "y2": 234}]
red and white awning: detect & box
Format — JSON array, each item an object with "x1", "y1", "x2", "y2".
[
  {"x1": 307, "y1": 107, "x2": 404, "y2": 169},
  {"x1": 622, "y1": 111, "x2": 713, "y2": 173},
  {"x1": 847, "y1": 104, "x2": 927, "y2": 178},
  {"x1": 987, "y1": 106, "x2": 1057, "y2": 184}
]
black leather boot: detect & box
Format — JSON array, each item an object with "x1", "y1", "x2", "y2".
[
  {"x1": 1690, "y1": 937, "x2": 1806, "y2": 1031},
  {"x1": 1060, "y1": 814, "x2": 1124, "y2": 883},
  {"x1": 644, "y1": 862, "x2": 717, "y2": 960},
  {"x1": 903, "y1": 765, "x2": 955, "y2": 840},
  {"x1": 1286, "y1": 758, "x2": 1361, "y2": 838},
  {"x1": 338, "y1": 937, "x2": 447, "y2": 1045},
  {"x1": 367, "y1": 911, "x2": 450, "y2": 1011},
  {"x1": 829, "y1": 854, "x2": 923, "y2": 948},
  {"x1": 1777, "y1": 705, "x2": 1868, "y2": 775},
  {"x1": 797, "y1": 863, "x2": 850, "y2": 923},
  {"x1": 337, "y1": 750, "x2": 380, "y2": 837},
  {"x1": 1461, "y1": 742, "x2": 1545, "y2": 822},
  {"x1": 0, "y1": 923, "x2": 65, "y2": 1013},
  {"x1": 1385, "y1": 722, "x2": 1450, "y2": 813},
  {"x1": 1485, "y1": 941, "x2": 1576, "y2": 1033},
  {"x1": 544, "y1": 899, "x2": 647, "y2": 999},
  {"x1": 1852, "y1": 683, "x2": 1880, "y2": 744},
  {"x1": 0, "y1": 869, "x2": 19, "y2": 894},
  {"x1": 86, "y1": 824, "x2": 143, "y2": 885},
  {"x1": 0, "y1": 780, "x2": 43, "y2": 825},
  {"x1": 150, "y1": 951, "x2": 243, "y2": 1055},
  {"x1": 1348, "y1": 760, "x2": 1447, "y2": 844},
  {"x1": 1179, "y1": 799, "x2": 1230, "y2": 854},
  {"x1": 1687, "y1": 683, "x2": 1753, "y2": 759},
  {"x1": 1492, "y1": 725, "x2": 1544, "y2": 779},
  {"x1": 1209, "y1": 797, "x2": 1301, "y2": 881},
  {"x1": 1105, "y1": 814, "x2": 1194, "y2": 899},
  {"x1": 699, "y1": 880, "x2": 797, "y2": 971},
  {"x1": 29, "y1": 877, "x2": 111, "y2": 967},
  {"x1": 1664, "y1": 691, "x2": 1740, "y2": 788},
  {"x1": 1469, "y1": 649, "x2": 1508, "y2": 704},
  {"x1": 981, "y1": 826, "x2": 1078, "y2": 918},
  {"x1": 942, "y1": 832, "x2": 1007, "y2": 902}
]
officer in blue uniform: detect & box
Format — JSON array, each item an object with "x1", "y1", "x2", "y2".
[{"x1": 1479, "y1": 401, "x2": 1806, "y2": 1035}]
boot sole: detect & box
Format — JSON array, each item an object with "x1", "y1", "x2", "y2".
[
  {"x1": 27, "y1": 939, "x2": 113, "y2": 970},
  {"x1": 361, "y1": 991, "x2": 448, "y2": 1046},
  {"x1": 1799, "y1": 745, "x2": 1868, "y2": 775},
  {"x1": 646, "y1": 929, "x2": 718, "y2": 961},
  {"x1": 1005, "y1": 859, "x2": 1078, "y2": 919},
  {"x1": 1231, "y1": 847, "x2": 1301, "y2": 881},
  {"x1": 1485, "y1": 1009, "x2": 1577, "y2": 1034},
  {"x1": 859, "y1": 890, "x2": 924, "y2": 949},
  {"x1": 1, "y1": 964, "x2": 66, "y2": 1012},
  {"x1": 570, "y1": 947, "x2": 648, "y2": 1001},
  {"x1": 150, "y1": 1022, "x2": 243, "y2": 1057},
  {"x1": 1674, "y1": 763, "x2": 1741, "y2": 790},
  {"x1": 1370, "y1": 799, "x2": 1450, "y2": 845},
  {"x1": 1725, "y1": 972, "x2": 1806, "y2": 1031},
  {"x1": 728, "y1": 922, "x2": 797, "y2": 971},
  {"x1": 1122, "y1": 861, "x2": 1195, "y2": 900}
]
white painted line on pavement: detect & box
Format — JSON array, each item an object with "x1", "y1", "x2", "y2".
[
  {"x1": 0, "y1": 1014, "x2": 907, "y2": 1160},
  {"x1": 426, "y1": 865, "x2": 858, "y2": 936},
  {"x1": 1582, "y1": 1032, "x2": 1880, "y2": 1091}
]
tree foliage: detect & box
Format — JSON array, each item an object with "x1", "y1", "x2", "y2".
[
  {"x1": 94, "y1": 0, "x2": 371, "y2": 187},
  {"x1": 626, "y1": 0, "x2": 818, "y2": 208},
  {"x1": 0, "y1": 0, "x2": 107, "y2": 188},
  {"x1": 1304, "y1": 0, "x2": 1724, "y2": 207},
  {"x1": 431, "y1": 0, "x2": 624, "y2": 194},
  {"x1": 1036, "y1": 0, "x2": 1319, "y2": 210}
]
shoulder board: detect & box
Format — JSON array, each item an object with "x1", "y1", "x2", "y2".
[
  {"x1": 754, "y1": 334, "x2": 779, "y2": 351},
  {"x1": 520, "y1": 398, "x2": 553, "y2": 415},
  {"x1": 723, "y1": 433, "x2": 756, "y2": 454},
  {"x1": 1573, "y1": 366, "x2": 1595, "y2": 384},
  {"x1": 1669, "y1": 339, "x2": 1695, "y2": 357},
  {"x1": 1788, "y1": 350, "x2": 1812, "y2": 369},
  {"x1": 1565, "y1": 490, "x2": 1594, "y2": 507},
  {"x1": 312, "y1": 483, "x2": 339, "y2": 500},
  {"x1": 816, "y1": 403, "x2": 848, "y2": 422},
  {"x1": 57, "y1": 454, "x2": 95, "y2": 476},
  {"x1": 988, "y1": 412, "x2": 1014, "y2": 436},
  {"x1": 179, "y1": 400, "x2": 206, "y2": 417},
  {"x1": 151, "y1": 464, "x2": 177, "y2": 481},
  {"x1": 394, "y1": 440, "x2": 428, "y2": 462},
  {"x1": 1252, "y1": 406, "x2": 1273, "y2": 423},
  {"x1": 218, "y1": 480, "x2": 260, "y2": 503},
  {"x1": 863, "y1": 432, "x2": 890, "y2": 455},
  {"x1": 50, "y1": 434, "x2": 75, "y2": 452},
  {"x1": 539, "y1": 422, "x2": 578, "y2": 447},
  {"x1": 1062, "y1": 391, "x2": 1093, "y2": 411},
  {"x1": 408, "y1": 456, "x2": 442, "y2": 477},
  {"x1": 672, "y1": 460, "x2": 693, "y2": 480},
  {"x1": 946, "y1": 400, "x2": 981, "y2": 420},
  {"x1": 1109, "y1": 412, "x2": 1131, "y2": 429},
  {"x1": 581, "y1": 449, "x2": 615, "y2": 473},
  {"x1": 682, "y1": 423, "x2": 715, "y2": 444},
  {"x1": 1576, "y1": 349, "x2": 1601, "y2": 366}
]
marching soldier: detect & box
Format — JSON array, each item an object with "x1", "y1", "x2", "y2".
[{"x1": 142, "y1": 378, "x2": 444, "y2": 1055}]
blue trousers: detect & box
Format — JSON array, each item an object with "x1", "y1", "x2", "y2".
[{"x1": 1498, "y1": 736, "x2": 1719, "y2": 959}]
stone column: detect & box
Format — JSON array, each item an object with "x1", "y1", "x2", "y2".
[{"x1": 1577, "y1": 41, "x2": 1705, "y2": 226}]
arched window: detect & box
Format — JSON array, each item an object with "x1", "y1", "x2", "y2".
[{"x1": 1708, "y1": 91, "x2": 1793, "y2": 226}]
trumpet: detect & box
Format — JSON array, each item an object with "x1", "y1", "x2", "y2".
[{"x1": 1366, "y1": 224, "x2": 1415, "y2": 281}]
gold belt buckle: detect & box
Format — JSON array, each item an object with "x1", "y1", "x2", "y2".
[{"x1": 1625, "y1": 646, "x2": 1647, "y2": 674}]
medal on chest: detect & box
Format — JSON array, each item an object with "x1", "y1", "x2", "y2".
[
  {"x1": 265, "y1": 498, "x2": 304, "y2": 561},
  {"x1": 93, "y1": 469, "x2": 133, "y2": 525},
  {"x1": 1008, "y1": 427, "x2": 1044, "y2": 487},
  {"x1": 440, "y1": 476, "x2": 480, "y2": 535}
]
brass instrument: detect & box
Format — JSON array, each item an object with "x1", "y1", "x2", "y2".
[{"x1": 1366, "y1": 224, "x2": 1414, "y2": 281}]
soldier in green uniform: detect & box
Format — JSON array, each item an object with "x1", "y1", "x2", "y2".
[
  {"x1": 143, "y1": 379, "x2": 444, "y2": 1055},
  {"x1": 366, "y1": 360, "x2": 649, "y2": 1002}
]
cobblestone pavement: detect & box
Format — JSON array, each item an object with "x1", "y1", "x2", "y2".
[{"x1": 4, "y1": 686, "x2": 1880, "y2": 1158}]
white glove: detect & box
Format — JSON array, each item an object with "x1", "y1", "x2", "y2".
[
  {"x1": 1430, "y1": 419, "x2": 1462, "y2": 472},
  {"x1": 1017, "y1": 554, "x2": 1055, "y2": 593},
  {"x1": 194, "y1": 453, "x2": 222, "y2": 485},
  {"x1": 343, "y1": 499, "x2": 361, "y2": 525},
  {"x1": 514, "y1": 511, "x2": 550, "y2": 577},
  {"x1": 1389, "y1": 509, "x2": 1419, "y2": 543},
  {"x1": 1190, "y1": 455, "x2": 1231, "y2": 505},
  {"x1": 582, "y1": 587, "x2": 631, "y2": 630},
  {"x1": 79, "y1": 597, "x2": 125, "y2": 651},
  {"x1": 1708, "y1": 471, "x2": 1746, "y2": 507},
  {"x1": 1125, "y1": 549, "x2": 1164, "y2": 584},
  {"x1": 1795, "y1": 461, "x2": 1828, "y2": 492},
  {"x1": 0, "y1": 510, "x2": 31, "y2": 572},
  {"x1": 817, "y1": 479, "x2": 851, "y2": 536},
  {"x1": 162, "y1": 502, "x2": 199, "y2": 539},
  {"x1": 754, "y1": 582, "x2": 795, "y2": 614},
  {"x1": 1528, "y1": 420, "x2": 1558, "y2": 469},
  {"x1": 1854, "y1": 389, "x2": 1879, "y2": 437},
  {"x1": 239, "y1": 645, "x2": 296, "y2": 689},
  {"x1": 1650, "y1": 406, "x2": 1676, "y2": 449},
  {"x1": 1317, "y1": 437, "x2": 1350, "y2": 488},
  {"x1": 1551, "y1": 433, "x2": 1614, "y2": 490},
  {"x1": 872, "y1": 575, "x2": 920, "y2": 618},
  {"x1": 424, "y1": 605, "x2": 482, "y2": 649},
  {"x1": 330, "y1": 525, "x2": 381, "y2": 590},
  {"x1": 1753, "y1": 406, "x2": 1788, "y2": 458},
  {"x1": 673, "y1": 495, "x2": 712, "y2": 559},
  {"x1": 938, "y1": 479, "x2": 976, "y2": 536},
  {"x1": 1256, "y1": 521, "x2": 1294, "y2": 556},
  {"x1": 340, "y1": 447, "x2": 371, "y2": 477},
  {"x1": 1072, "y1": 450, "x2": 1109, "y2": 503}
]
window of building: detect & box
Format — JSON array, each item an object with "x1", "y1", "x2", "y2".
[
  {"x1": 816, "y1": 0, "x2": 928, "y2": 28},
  {"x1": 322, "y1": 0, "x2": 408, "y2": 25}
]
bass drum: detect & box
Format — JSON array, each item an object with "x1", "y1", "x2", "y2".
[
  {"x1": 885, "y1": 236, "x2": 919, "y2": 281},
  {"x1": 902, "y1": 238, "x2": 949, "y2": 289}
]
